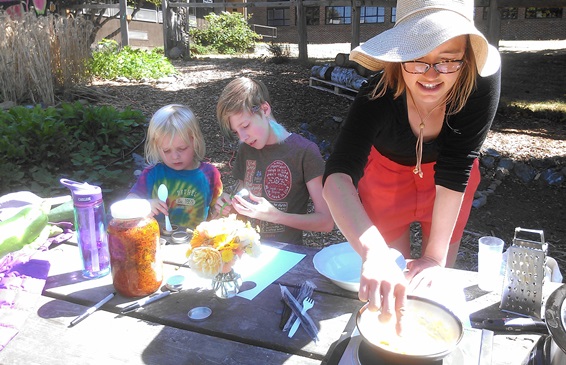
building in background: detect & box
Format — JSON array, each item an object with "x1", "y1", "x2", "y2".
[{"x1": 94, "y1": 2, "x2": 565, "y2": 49}]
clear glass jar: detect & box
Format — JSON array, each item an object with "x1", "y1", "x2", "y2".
[{"x1": 108, "y1": 199, "x2": 162, "y2": 297}]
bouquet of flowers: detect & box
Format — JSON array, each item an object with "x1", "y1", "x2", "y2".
[{"x1": 186, "y1": 214, "x2": 261, "y2": 277}]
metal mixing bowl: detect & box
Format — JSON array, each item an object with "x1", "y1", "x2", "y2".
[{"x1": 356, "y1": 295, "x2": 463, "y2": 364}]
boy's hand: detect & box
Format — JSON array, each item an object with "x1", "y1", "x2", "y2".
[
  {"x1": 213, "y1": 193, "x2": 235, "y2": 218},
  {"x1": 232, "y1": 192, "x2": 276, "y2": 221}
]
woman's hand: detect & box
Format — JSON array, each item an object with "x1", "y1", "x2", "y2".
[
  {"x1": 359, "y1": 250, "x2": 408, "y2": 334},
  {"x1": 405, "y1": 256, "x2": 443, "y2": 292}
]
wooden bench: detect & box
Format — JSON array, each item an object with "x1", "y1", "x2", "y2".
[{"x1": 309, "y1": 77, "x2": 358, "y2": 100}]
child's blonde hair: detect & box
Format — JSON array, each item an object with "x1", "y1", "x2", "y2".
[
  {"x1": 145, "y1": 104, "x2": 206, "y2": 165},
  {"x1": 216, "y1": 77, "x2": 287, "y2": 140}
]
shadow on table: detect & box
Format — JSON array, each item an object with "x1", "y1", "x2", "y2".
[
  {"x1": 37, "y1": 284, "x2": 115, "y2": 319},
  {"x1": 44, "y1": 269, "x2": 97, "y2": 290}
]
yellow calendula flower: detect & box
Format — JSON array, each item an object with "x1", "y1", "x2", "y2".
[
  {"x1": 187, "y1": 215, "x2": 261, "y2": 276},
  {"x1": 220, "y1": 248, "x2": 235, "y2": 263}
]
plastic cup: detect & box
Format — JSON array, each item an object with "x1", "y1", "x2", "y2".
[{"x1": 477, "y1": 236, "x2": 505, "y2": 292}]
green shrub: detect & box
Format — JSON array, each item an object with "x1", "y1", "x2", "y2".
[
  {"x1": 0, "y1": 102, "x2": 146, "y2": 197},
  {"x1": 190, "y1": 12, "x2": 261, "y2": 54},
  {"x1": 89, "y1": 39, "x2": 177, "y2": 80}
]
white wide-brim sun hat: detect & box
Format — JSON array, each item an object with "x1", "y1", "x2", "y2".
[{"x1": 350, "y1": 0, "x2": 500, "y2": 77}]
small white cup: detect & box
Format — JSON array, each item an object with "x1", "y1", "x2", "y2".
[{"x1": 477, "y1": 236, "x2": 505, "y2": 292}]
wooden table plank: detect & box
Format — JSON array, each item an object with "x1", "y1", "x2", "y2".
[
  {"x1": 40, "y1": 242, "x2": 362, "y2": 360},
  {"x1": 0, "y1": 296, "x2": 320, "y2": 365},
  {"x1": 14, "y1": 240, "x2": 562, "y2": 364}
]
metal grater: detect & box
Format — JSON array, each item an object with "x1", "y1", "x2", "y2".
[{"x1": 500, "y1": 228, "x2": 548, "y2": 319}]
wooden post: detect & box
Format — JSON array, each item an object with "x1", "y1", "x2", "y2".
[
  {"x1": 297, "y1": 0, "x2": 308, "y2": 61},
  {"x1": 119, "y1": 0, "x2": 129, "y2": 47},
  {"x1": 351, "y1": 0, "x2": 360, "y2": 50},
  {"x1": 487, "y1": 0, "x2": 501, "y2": 47},
  {"x1": 162, "y1": 0, "x2": 169, "y2": 56}
]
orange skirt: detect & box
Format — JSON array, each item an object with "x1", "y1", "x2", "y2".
[{"x1": 358, "y1": 147, "x2": 480, "y2": 244}]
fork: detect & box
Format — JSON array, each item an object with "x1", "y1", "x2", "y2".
[{"x1": 288, "y1": 297, "x2": 314, "y2": 338}]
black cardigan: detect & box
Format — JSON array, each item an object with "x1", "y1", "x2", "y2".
[{"x1": 324, "y1": 69, "x2": 501, "y2": 193}]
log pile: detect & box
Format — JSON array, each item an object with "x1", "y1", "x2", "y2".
[{"x1": 309, "y1": 53, "x2": 373, "y2": 98}]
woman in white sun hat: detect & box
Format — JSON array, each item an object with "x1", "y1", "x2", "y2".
[{"x1": 323, "y1": 0, "x2": 501, "y2": 325}]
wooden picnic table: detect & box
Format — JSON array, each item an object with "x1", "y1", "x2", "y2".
[{"x1": 0, "y1": 238, "x2": 559, "y2": 364}]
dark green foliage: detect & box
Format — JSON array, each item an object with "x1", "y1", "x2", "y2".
[
  {"x1": 189, "y1": 12, "x2": 261, "y2": 55},
  {"x1": 89, "y1": 39, "x2": 177, "y2": 80},
  {"x1": 0, "y1": 102, "x2": 146, "y2": 197}
]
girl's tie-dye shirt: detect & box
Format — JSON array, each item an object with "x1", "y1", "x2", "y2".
[{"x1": 129, "y1": 162, "x2": 222, "y2": 229}]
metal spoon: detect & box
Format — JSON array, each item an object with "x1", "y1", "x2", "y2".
[{"x1": 157, "y1": 184, "x2": 173, "y2": 232}]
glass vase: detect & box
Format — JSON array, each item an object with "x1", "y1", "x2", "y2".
[{"x1": 212, "y1": 261, "x2": 242, "y2": 298}]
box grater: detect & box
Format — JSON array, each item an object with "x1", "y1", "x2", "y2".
[{"x1": 500, "y1": 227, "x2": 548, "y2": 319}]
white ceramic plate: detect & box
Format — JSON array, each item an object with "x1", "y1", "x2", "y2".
[
  {"x1": 313, "y1": 242, "x2": 362, "y2": 292},
  {"x1": 313, "y1": 243, "x2": 407, "y2": 292}
]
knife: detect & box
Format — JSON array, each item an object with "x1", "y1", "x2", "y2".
[
  {"x1": 478, "y1": 317, "x2": 548, "y2": 333},
  {"x1": 279, "y1": 284, "x2": 319, "y2": 342},
  {"x1": 282, "y1": 281, "x2": 316, "y2": 331}
]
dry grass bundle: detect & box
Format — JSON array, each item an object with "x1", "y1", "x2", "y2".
[
  {"x1": 0, "y1": 12, "x2": 93, "y2": 106},
  {"x1": 21, "y1": 13, "x2": 54, "y2": 105},
  {"x1": 0, "y1": 13, "x2": 27, "y2": 103},
  {"x1": 52, "y1": 16, "x2": 94, "y2": 92}
]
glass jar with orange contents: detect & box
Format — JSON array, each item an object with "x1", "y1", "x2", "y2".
[{"x1": 108, "y1": 199, "x2": 163, "y2": 297}]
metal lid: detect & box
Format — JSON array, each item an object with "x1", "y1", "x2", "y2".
[
  {"x1": 171, "y1": 231, "x2": 190, "y2": 244},
  {"x1": 188, "y1": 307, "x2": 212, "y2": 321},
  {"x1": 545, "y1": 284, "x2": 566, "y2": 353},
  {"x1": 165, "y1": 275, "x2": 185, "y2": 291},
  {"x1": 161, "y1": 224, "x2": 179, "y2": 236}
]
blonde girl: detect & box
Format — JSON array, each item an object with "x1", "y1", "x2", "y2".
[{"x1": 129, "y1": 104, "x2": 222, "y2": 229}]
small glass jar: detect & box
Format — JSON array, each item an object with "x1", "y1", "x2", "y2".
[{"x1": 108, "y1": 199, "x2": 162, "y2": 297}]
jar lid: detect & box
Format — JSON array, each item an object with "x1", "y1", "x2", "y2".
[
  {"x1": 161, "y1": 224, "x2": 179, "y2": 237},
  {"x1": 171, "y1": 231, "x2": 189, "y2": 244},
  {"x1": 165, "y1": 275, "x2": 185, "y2": 291},
  {"x1": 188, "y1": 306, "x2": 212, "y2": 321},
  {"x1": 110, "y1": 199, "x2": 151, "y2": 219}
]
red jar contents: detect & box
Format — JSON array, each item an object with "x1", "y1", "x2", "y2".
[{"x1": 108, "y1": 199, "x2": 163, "y2": 297}]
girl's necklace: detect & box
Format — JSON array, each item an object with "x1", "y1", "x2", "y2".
[{"x1": 407, "y1": 90, "x2": 444, "y2": 178}]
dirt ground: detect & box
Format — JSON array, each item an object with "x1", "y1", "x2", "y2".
[{"x1": 89, "y1": 41, "x2": 566, "y2": 272}]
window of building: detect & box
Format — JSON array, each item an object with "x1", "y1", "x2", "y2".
[
  {"x1": 360, "y1": 6, "x2": 385, "y2": 23},
  {"x1": 268, "y1": 7, "x2": 290, "y2": 26},
  {"x1": 500, "y1": 7, "x2": 518, "y2": 19},
  {"x1": 325, "y1": 6, "x2": 351, "y2": 24},
  {"x1": 525, "y1": 8, "x2": 563, "y2": 19},
  {"x1": 305, "y1": 6, "x2": 319, "y2": 25},
  {"x1": 391, "y1": 7, "x2": 396, "y2": 23}
]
